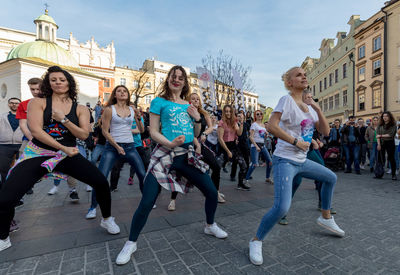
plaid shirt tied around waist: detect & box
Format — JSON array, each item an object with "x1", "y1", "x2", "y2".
[{"x1": 147, "y1": 144, "x2": 209, "y2": 194}]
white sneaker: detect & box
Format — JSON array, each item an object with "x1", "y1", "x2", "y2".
[
  {"x1": 168, "y1": 200, "x2": 176, "y2": 211},
  {"x1": 153, "y1": 204, "x2": 157, "y2": 209},
  {"x1": 116, "y1": 240, "x2": 137, "y2": 265},
  {"x1": 204, "y1": 223, "x2": 228, "y2": 239},
  {"x1": 0, "y1": 237, "x2": 11, "y2": 252},
  {"x1": 317, "y1": 216, "x2": 345, "y2": 237},
  {"x1": 86, "y1": 185, "x2": 93, "y2": 192},
  {"x1": 360, "y1": 164, "x2": 365, "y2": 170},
  {"x1": 48, "y1": 186, "x2": 58, "y2": 195},
  {"x1": 249, "y1": 239, "x2": 263, "y2": 265},
  {"x1": 100, "y1": 217, "x2": 120, "y2": 235},
  {"x1": 86, "y1": 208, "x2": 97, "y2": 219},
  {"x1": 218, "y1": 192, "x2": 226, "y2": 203},
  {"x1": 387, "y1": 169, "x2": 392, "y2": 174}
]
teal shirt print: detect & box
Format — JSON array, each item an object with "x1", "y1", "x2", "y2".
[{"x1": 150, "y1": 97, "x2": 194, "y2": 143}]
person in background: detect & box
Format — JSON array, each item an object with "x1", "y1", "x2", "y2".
[
  {"x1": 376, "y1": 112, "x2": 397, "y2": 180},
  {"x1": 341, "y1": 116, "x2": 361, "y2": 174},
  {"x1": 328, "y1": 119, "x2": 341, "y2": 147},
  {"x1": 365, "y1": 116, "x2": 379, "y2": 172},
  {"x1": 357, "y1": 118, "x2": 367, "y2": 170},
  {"x1": 94, "y1": 100, "x2": 102, "y2": 123}
]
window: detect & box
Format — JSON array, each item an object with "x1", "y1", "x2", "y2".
[
  {"x1": 358, "y1": 45, "x2": 365, "y2": 59},
  {"x1": 120, "y1": 78, "x2": 126, "y2": 85},
  {"x1": 323, "y1": 98, "x2": 328, "y2": 111},
  {"x1": 343, "y1": 63, "x2": 347, "y2": 79},
  {"x1": 373, "y1": 36, "x2": 381, "y2": 52},
  {"x1": 328, "y1": 96, "x2": 333, "y2": 110},
  {"x1": 253, "y1": 99, "x2": 256, "y2": 103},
  {"x1": 313, "y1": 85, "x2": 316, "y2": 96},
  {"x1": 329, "y1": 73, "x2": 333, "y2": 87},
  {"x1": 335, "y1": 69, "x2": 338, "y2": 83},
  {"x1": 334, "y1": 94, "x2": 339, "y2": 109},
  {"x1": 324, "y1": 77, "x2": 327, "y2": 90},
  {"x1": 319, "y1": 81, "x2": 322, "y2": 93},
  {"x1": 103, "y1": 92, "x2": 111, "y2": 103},
  {"x1": 1, "y1": 83, "x2": 7, "y2": 99},
  {"x1": 145, "y1": 95, "x2": 152, "y2": 104},
  {"x1": 358, "y1": 92, "x2": 365, "y2": 111},
  {"x1": 372, "y1": 86, "x2": 382, "y2": 107},
  {"x1": 343, "y1": 90, "x2": 348, "y2": 106},
  {"x1": 133, "y1": 80, "x2": 139, "y2": 88},
  {"x1": 103, "y1": 79, "x2": 110, "y2": 88},
  {"x1": 373, "y1": 60, "x2": 381, "y2": 76},
  {"x1": 145, "y1": 82, "x2": 151, "y2": 89},
  {"x1": 358, "y1": 67, "x2": 365, "y2": 82}
]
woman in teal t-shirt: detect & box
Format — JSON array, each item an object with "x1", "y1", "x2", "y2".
[{"x1": 115, "y1": 65, "x2": 228, "y2": 265}]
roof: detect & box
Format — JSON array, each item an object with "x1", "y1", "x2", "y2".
[
  {"x1": 6, "y1": 40, "x2": 79, "y2": 68},
  {"x1": 34, "y1": 12, "x2": 57, "y2": 27}
]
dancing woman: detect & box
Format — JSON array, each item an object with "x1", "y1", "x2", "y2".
[
  {"x1": 168, "y1": 92, "x2": 224, "y2": 211},
  {"x1": 376, "y1": 111, "x2": 397, "y2": 180},
  {"x1": 115, "y1": 66, "x2": 227, "y2": 265},
  {"x1": 248, "y1": 67, "x2": 344, "y2": 265},
  {"x1": 86, "y1": 85, "x2": 145, "y2": 219},
  {"x1": 245, "y1": 110, "x2": 273, "y2": 184},
  {"x1": 0, "y1": 66, "x2": 120, "y2": 252},
  {"x1": 218, "y1": 105, "x2": 249, "y2": 190}
]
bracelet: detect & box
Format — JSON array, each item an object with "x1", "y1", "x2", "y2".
[
  {"x1": 195, "y1": 119, "x2": 201, "y2": 123},
  {"x1": 292, "y1": 138, "x2": 298, "y2": 146}
]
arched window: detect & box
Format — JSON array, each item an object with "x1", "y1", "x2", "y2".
[
  {"x1": 39, "y1": 24, "x2": 43, "y2": 39},
  {"x1": 45, "y1": 26, "x2": 49, "y2": 40},
  {"x1": 1, "y1": 83, "x2": 7, "y2": 99},
  {"x1": 51, "y1": 29, "x2": 55, "y2": 41}
]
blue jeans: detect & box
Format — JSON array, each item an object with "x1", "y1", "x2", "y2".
[
  {"x1": 90, "y1": 142, "x2": 145, "y2": 209},
  {"x1": 245, "y1": 145, "x2": 272, "y2": 180},
  {"x1": 343, "y1": 143, "x2": 360, "y2": 172},
  {"x1": 90, "y1": 144, "x2": 105, "y2": 166},
  {"x1": 255, "y1": 155, "x2": 337, "y2": 240},
  {"x1": 128, "y1": 150, "x2": 218, "y2": 241},
  {"x1": 369, "y1": 142, "x2": 377, "y2": 168}
]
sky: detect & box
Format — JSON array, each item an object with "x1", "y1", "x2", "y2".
[{"x1": 0, "y1": 0, "x2": 387, "y2": 108}]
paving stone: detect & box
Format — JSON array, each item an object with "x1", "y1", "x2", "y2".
[
  {"x1": 133, "y1": 248, "x2": 155, "y2": 264},
  {"x1": 155, "y1": 249, "x2": 179, "y2": 264},
  {"x1": 170, "y1": 240, "x2": 192, "y2": 253},
  {"x1": 294, "y1": 265, "x2": 321, "y2": 275},
  {"x1": 85, "y1": 259, "x2": 110, "y2": 275},
  {"x1": 60, "y1": 258, "x2": 84, "y2": 274},
  {"x1": 86, "y1": 247, "x2": 107, "y2": 263},
  {"x1": 33, "y1": 258, "x2": 61, "y2": 274},
  {"x1": 179, "y1": 249, "x2": 203, "y2": 266},
  {"x1": 224, "y1": 251, "x2": 250, "y2": 268},
  {"x1": 163, "y1": 260, "x2": 190, "y2": 275},
  {"x1": 137, "y1": 260, "x2": 163, "y2": 275},
  {"x1": 63, "y1": 247, "x2": 85, "y2": 260},
  {"x1": 190, "y1": 262, "x2": 218, "y2": 275},
  {"x1": 148, "y1": 238, "x2": 170, "y2": 251},
  {"x1": 8, "y1": 270, "x2": 35, "y2": 275},
  {"x1": 8, "y1": 257, "x2": 39, "y2": 273},
  {"x1": 213, "y1": 262, "x2": 243, "y2": 274},
  {"x1": 201, "y1": 250, "x2": 228, "y2": 266},
  {"x1": 112, "y1": 260, "x2": 136, "y2": 275},
  {"x1": 241, "y1": 265, "x2": 270, "y2": 275},
  {"x1": 191, "y1": 240, "x2": 214, "y2": 253},
  {"x1": 322, "y1": 266, "x2": 348, "y2": 275}
]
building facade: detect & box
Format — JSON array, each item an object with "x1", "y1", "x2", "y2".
[
  {"x1": 383, "y1": 0, "x2": 400, "y2": 120},
  {"x1": 302, "y1": 15, "x2": 364, "y2": 123},
  {"x1": 354, "y1": 11, "x2": 385, "y2": 120}
]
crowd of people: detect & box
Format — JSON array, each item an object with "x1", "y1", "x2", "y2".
[{"x1": 1, "y1": 64, "x2": 397, "y2": 266}]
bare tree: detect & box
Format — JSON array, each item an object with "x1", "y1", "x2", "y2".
[
  {"x1": 129, "y1": 69, "x2": 155, "y2": 107},
  {"x1": 201, "y1": 49, "x2": 255, "y2": 107}
]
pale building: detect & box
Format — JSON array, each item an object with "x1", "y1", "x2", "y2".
[
  {"x1": 382, "y1": 0, "x2": 400, "y2": 120},
  {"x1": 0, "y1": 9, "x2": 102, "y2": 111},
  {"x1": 354, "y1": 11, "x2": 385, "y2": 120},
  {"x1": 302, "y1": 15, "x2": 364, "y2": 123}
]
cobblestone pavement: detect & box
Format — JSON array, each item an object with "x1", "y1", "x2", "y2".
[{"x1": 0, "y1": 163, "x2": 399, "y2": 274}]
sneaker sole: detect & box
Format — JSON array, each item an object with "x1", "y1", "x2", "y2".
[
  {"x1": 317, "y1": 220, "x2": 345, "y2": 237},
  {"x1": 0, "y1": 243, "x2": 11, "y2": 252},
  {"x1": 100, "y1": 223, "x2": 120, "y2": 235},
  {"x1": 249, "y1": 256, "x2": 263, "y2": 266},
  {"x1": 236, "y1": 187, "x2": 250, "y2": 191},
  {"x1": 204, "y1": 231, "x2": 228, "y2": 239}
]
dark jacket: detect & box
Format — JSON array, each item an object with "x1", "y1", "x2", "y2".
[{"x1": 340, "y1": 125, "x2": 361, "y2": 145}]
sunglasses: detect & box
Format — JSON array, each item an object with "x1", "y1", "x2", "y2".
[{"x1": 256, "y1": 113, "x2": 263, "y2": 116}]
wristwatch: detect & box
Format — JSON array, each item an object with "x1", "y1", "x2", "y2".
[
  {"x1": 61, "y1": 117, "x2": 69, "y2": 124},
  {"x1": 195, "y1": 118, "x2": 202, "y2": 123},
  {"x1": 292, "y1": 138, "x2": 298, "y2": 146}
]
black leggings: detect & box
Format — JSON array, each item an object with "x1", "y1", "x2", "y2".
[
  {"x1": 380, "y1": 140, "x2": 396, "y2": 176},
  {"x1": 171, "y1": 143, "x2": 221, "y2": 200},
  {"x1": 223, "y1": 141, "x2": 247, "y2": 185},
  {"x1": 0, "y1": 154, "x2": 111, "y2": 239}
]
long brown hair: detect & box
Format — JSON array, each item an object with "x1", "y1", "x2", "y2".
[
  {"x1": 379, "y1": 111, "x2": 395, "y2": 128},
  {"x1": 222, "y1": 105, "x2": 236, "y2": 129},
  {"x1": 106, "y1": 85, "x2": 130, "y2": 107},
  {"x1": 159, "y1": 65, "x2": 190, "y2": 101}
]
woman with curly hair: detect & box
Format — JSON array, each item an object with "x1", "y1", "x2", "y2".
[
  {"x1": 376, "y1": 111, "x2": 397, "y2": 180},
  {"x1": 0, "y1": 66, "x2": 120, "y2": 252}
]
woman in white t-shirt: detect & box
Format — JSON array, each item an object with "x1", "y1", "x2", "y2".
[
  {"x1": 245, "y1": 111, "x2": 273, "y2": 183},
  {"x1": 248, "y1": 67, "x2": 345, "y2": 266}
]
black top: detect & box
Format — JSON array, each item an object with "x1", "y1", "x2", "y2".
[
  {"x1": 199, "y1": 113, "x2": 207, "y2": 135},
  {"x1": 93, "y1": 125, "x2": 106, "y2": 145},
  {"x1": 32, "y1": 97, "x2": 79, "y2": 151}
]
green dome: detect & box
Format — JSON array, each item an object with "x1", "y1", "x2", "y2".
[
  {"x1": 6, "y1": 41, "x2": 79, "y2": 67},
  {"x1": 34, "y1": 14, "x2": 57, "y2": 26}
]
